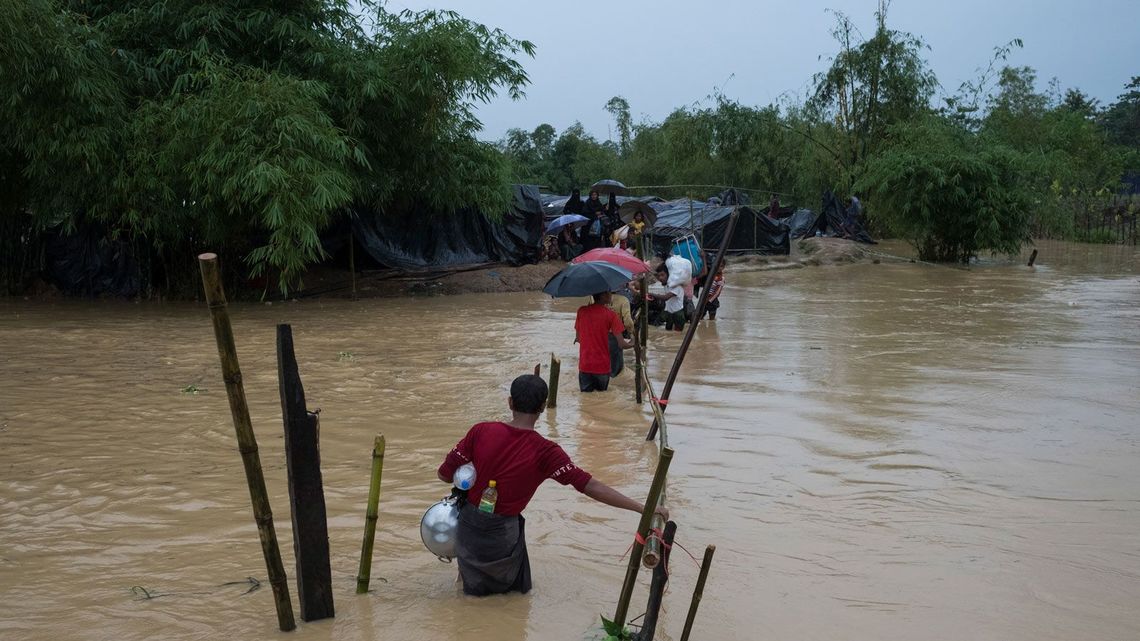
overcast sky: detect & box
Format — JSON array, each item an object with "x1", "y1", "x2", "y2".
[{"x1": 385, "y1": 0, "x2": 1139, "y2": 142}]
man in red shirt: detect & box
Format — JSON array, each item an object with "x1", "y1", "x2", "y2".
[
  {"x1": 437, "y1": 374, "x2": 668, "y2": 596},
  {"x1": 575, "y1": 292, "x2": 634, "y2": 392}
]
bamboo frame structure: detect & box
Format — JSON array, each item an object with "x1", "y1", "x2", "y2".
[
  {"x1": 356, "y1": 434, "x2": 386, "y2": 594},
  {"x1": 197, "y1": 253, "x2": 296, "y2": 632},
  {"x1": 645, "y1": 210, "x2": 740, "y2": 442},
  {"x1": 612, "y1": 447, "x2": 674, "y2": 629},
  {"x1": 679, "y1": 545, "x2": 717, "y2": 641}
]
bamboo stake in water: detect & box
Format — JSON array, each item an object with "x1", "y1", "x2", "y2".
[
  {"x1": 646, "y1": 210, "x2": 739, "y2": 442},
  {"x1": 639, "y1": 520, "x2": 677, "y2": 641},
  {"x1": 356, "y1": 434, "x2": 386, "y2": 594},
  {"x1": 613, "y1": 447, "x2": 674, "y2": 629},
  {"x1": 197, "y1": 253, "x2": 296, "y2": 632},
  {"x1": 679, "y1": 545, "x2": 717, "y2": 641},
  {"x1": 547, "y1": 354, "x2": 561, "y2": 408}
]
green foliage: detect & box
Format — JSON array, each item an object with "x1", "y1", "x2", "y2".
[
  {"x1": 1, "y1": 0, "x2": 534, "y2": 294},
  {"x1": 599, "y1": 615, "x2": 633, "y2": 641},
  {"x1": 1101, "y1": 77, "x2": 1140, "y2": 147},
  {"x1": 857, "y1": 116, "x2": 1034, "y2": 262}
]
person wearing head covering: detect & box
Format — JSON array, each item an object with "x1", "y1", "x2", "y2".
[
  {"x1": 562, "y1": 189, "x2": 583, "y2": 216},
  {"x1": 768, "y1": 195, "x2": 781, "y2": 219},
  {"x1": 580, "y1": 190, "x2": 605, "y2": 251},
  {"x1": 437, "y1": 374, "x2": 667, "y2": 596}
]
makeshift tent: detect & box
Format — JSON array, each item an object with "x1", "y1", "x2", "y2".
[
  {"x1": 780, "y1": 191, "x2": 875, "y2": 244},
  {"x1": 350, "y1": 184, "x2": 545, "y2": 271},
  {"x1": 648, "y1": 198, "x2": 790, "y2": 257},
  {"x1": 43, "y1": 223, "x2": 141, "y2": 297}
]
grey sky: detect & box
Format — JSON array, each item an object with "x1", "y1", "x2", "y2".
[{"x1": 386, "y1": 0, "x2": 1140, "y2": 142}]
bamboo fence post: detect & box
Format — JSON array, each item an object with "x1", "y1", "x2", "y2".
[
  {"x1": 646, "y1": 211, "x2": 739, "y2": 442},
  {"x1": 640, "y1": 366, "x2": 669, "y2": 569},
  {"x1": 679, "y1": 545, "x2": 717, "y2": 641},
  {"x1": 613, "y1": 447, "x2": 674, "y2": 629},
  {"x1": 356, "y1": 434, "x2": 386, "y2": 594},
  {"x1": 1027, "y1": 249, "x2": 1038, "y2": 267},
  {"x1": 197, "y1": 253, "x2": 296, "y2": 632},
  {"x1": 547, "y1": 354, "x2": 561, "y2": 408},
  {"x1": 638, "y1": 520, "x2": 677, "y2": 641}
]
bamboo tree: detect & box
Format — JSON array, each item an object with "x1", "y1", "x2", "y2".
[
  {"x1": 356, "y1": 434, "x2": 387, "y2": 594},
  {"x1": 198, "y1": 253, "x2": 296, "y2": 632}
]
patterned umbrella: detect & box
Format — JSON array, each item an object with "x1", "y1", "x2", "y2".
[{"x1": 570, "y1": 247, "x2": 652, "y2": 274}]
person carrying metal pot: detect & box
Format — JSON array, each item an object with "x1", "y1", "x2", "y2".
[{"x1": 436, "y1": 374, "x2": 667, "y2": 596}]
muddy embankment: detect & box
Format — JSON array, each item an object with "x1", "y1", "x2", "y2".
[{"x1": 310, "y1": 237, "x2": 881, "y2": 299}]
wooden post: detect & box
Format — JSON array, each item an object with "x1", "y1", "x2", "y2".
[
  {"x1": 197, "y1": 253, "x2": 296, "y2": 632},
  {"x1": 613, "y1": 447, "x2": 674, "y2": 629},
  {"x1": 679, "y1": 545, "x2": 717, "y2": 641},
  {"x1": 548, "y1": 354, "x2": 561, "y2": 408},
  {"x1": 356, "y1": 434, "x2": 386, "y2": 594},
  {"x1": 638, "y1": 521, "x2": 677, "y2": 641},
  {"x1": 1027, "y1": 249, "x2": 1038, "y2": 267},
  {"x1": 646, "y1": 211, "x2": 739, "y2": 442},
  {"x1": 277, "y1": 324, "x2": 335, "y2": 622},
  {"x1": 633, "y1": 315, "x2": 644, "y2": 405},
  {"x1": 534, "y1": 363, "x2": 541, "y2": 376}
]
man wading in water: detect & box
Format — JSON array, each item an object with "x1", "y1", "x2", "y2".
[{"x1": 437, "y1": 374, "x2": 668, "y2": 596}]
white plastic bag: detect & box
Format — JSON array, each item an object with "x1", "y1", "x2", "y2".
[{"x1": 665, "y1": 254, "x2": 692, "y2": 289}]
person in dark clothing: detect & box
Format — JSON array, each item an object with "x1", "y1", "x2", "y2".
[
  {"x1": 768, "y1": 195, "x2": 780, "y2": 219},
  {"x1": 557, "y1": 226, "x2": 581, "y2": 261},
  {"x1": 580, "y1": 191, "x2": 606, "y2": 251},
  {"x1": 583, "y1": 190, "x2": 604, "y2": 217},
  {"x1": 562, "y1": 189, "x2": 584, "y2": 216},
  {"x1": 437, "y1": 374, "x2": 668, "y2": 596}
]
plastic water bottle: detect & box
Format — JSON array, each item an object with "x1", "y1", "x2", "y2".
[
  {"x1": 452, "y1": 463, "x2": 476, "y2": 491},
  {"x1": 478, "y1": 480, "x2": 498, "y2": 514}
]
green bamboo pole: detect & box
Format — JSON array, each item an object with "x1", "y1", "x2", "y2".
[
  {"x1": 356, "y1": 434, "x2": 386, "y2": 594},
  {"x1": 197, "y1": 253, "x2": 296, "y2": 632},
  {"x1": 612, "y1": 447, "x2": 674, "y2": 629},
  {"x1": 679, "y1": 545, "x2": 717, "y2": 641},
  {"x1": 639, "y1": 368, "x2": 669, "y2": 569},
  {"x1": 547, "y1": 354, "x2": 560, "y2": 408}
]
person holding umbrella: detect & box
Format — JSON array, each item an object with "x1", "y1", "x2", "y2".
[
  {"x1": 580, "y1": 190, "x2": 605, "y2": 252},
  {"x1": 557, "y1": 225, "x2": 581, "y2": 261},
  {"x1": 575, "y1": 291, "x2": 634, "y2": 392}
]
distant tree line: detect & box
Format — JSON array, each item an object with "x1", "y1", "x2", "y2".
[
  {"x1": 499, "y1": 6, "x2": 1140, "y2": 263},
  {"x1": 3, "y1": 1, "x2": 1138, "y2": 298}
]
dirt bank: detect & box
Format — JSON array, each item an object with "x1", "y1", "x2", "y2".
[{"x1": 305, "y1": 237, "x2": 879, "y2": 299}]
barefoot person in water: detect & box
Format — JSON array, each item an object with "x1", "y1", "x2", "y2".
[{"x1": 437, "y1": 374, "x2": 668, "y2": 596}]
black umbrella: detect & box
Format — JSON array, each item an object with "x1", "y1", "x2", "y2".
[
  {"x1": 590, "y1": 179, "x2": 628, "y2": 196},
  {"x1": 542, "y1": 261, "x2": 634, "y2": 298},
  {"x1": 618, "y1": 201, "x2": 657, "y2": 226}
]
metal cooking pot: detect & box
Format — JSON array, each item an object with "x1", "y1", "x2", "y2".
[{"x1": 420, "y1": 497, "x2": 460, "y2": 561}]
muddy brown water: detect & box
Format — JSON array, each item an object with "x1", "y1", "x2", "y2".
[{"x1": 1, "y1": 240, "x2": 1138, "y2": 641}]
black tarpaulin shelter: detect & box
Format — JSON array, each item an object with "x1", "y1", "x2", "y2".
[
  {"x1": 350, "y1": 184, "x2": 545, "y2": 271},
  {"x1": 781, "y1": 191, "x2": 875, "y2": 244},
  {"x1": 648, "y1": 198, "x2": 790, "y2": 256}
]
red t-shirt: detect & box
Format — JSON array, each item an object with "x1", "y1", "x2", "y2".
[
  {"x1": 575, "y1": 303, "x2": 624, "y2": 375},
  {"x1": 437, "y1": 422, "x2": 593, "y2": 516}
]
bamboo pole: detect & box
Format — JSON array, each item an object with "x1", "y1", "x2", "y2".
[
  {"x1": 197, "y1": 253, "x2": 296, "y2": 632},
  {"x1": 639, "y1": 369, "x2": 669, "y2": 570},
  {"x1": 613, "y1": 447, "x2": 674, "y2": 629},
  {"x1": 679, "y1": 545, "x2": 717, "y2": 641},
  {"x1": 646, "y1": 211, "x2": 739, "y2": 442},
  {"x1": 356, "y1": 434, "x2": 386, "y2": 594},
  {"x1": 547, "y1": 354, "x2": 561, "y2": 408},
  {"x1": 639, "y1": 521, "x2": 677, "y2": 641}
]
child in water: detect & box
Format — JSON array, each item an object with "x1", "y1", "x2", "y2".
[{"x1": 704, "y1": 261, "x2": 725, "y2": 320}]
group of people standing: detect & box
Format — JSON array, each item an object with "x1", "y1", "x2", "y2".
[{"x1": 555, "y1": 189, "x2": 649, "y2": 261}]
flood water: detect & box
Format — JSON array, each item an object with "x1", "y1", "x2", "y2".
[{"x1": 1, "y1": 239, "x2": 1138, "y2": 641}]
